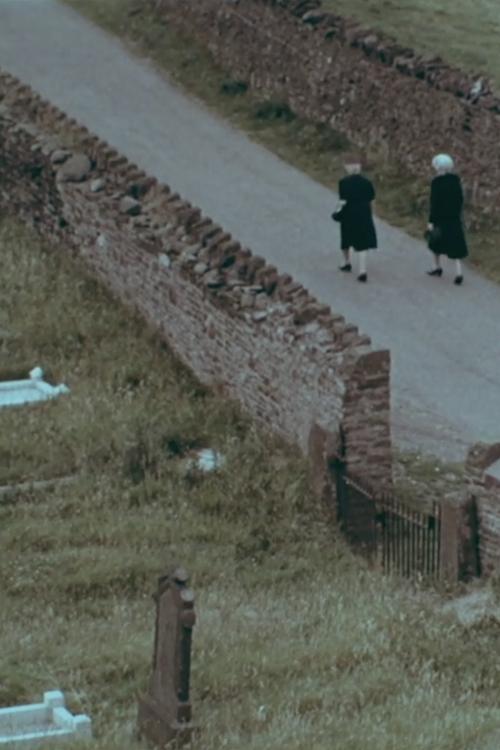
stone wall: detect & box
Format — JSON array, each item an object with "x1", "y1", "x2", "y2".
[
  {"x1": 0, "y1": 69, "x2": 392, "y2": 489},
  {"x1": 151, "y1": 0, "x2": 500, "y2": 212},
  {"x1": 465, "y1": 443, "x2": 500, "y2": 576}
]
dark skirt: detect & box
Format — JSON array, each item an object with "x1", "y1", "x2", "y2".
[
  {"x1": 430, "y1": 220, "x2": 468, "y2": 259},
  {"x1": 340, "y1": 216, "x2": 377, "y2": 251}
]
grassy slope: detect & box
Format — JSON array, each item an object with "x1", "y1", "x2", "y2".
[
  {"x1": 2, "y1": 223, "x2": 500, "y2": 749},
  {"x1": 59, "y1": 0, "x2": 500, "y2": 283}
]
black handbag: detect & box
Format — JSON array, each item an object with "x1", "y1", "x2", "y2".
[
  {"x1": 331, "y1": 209, "x2": 344, "y2": 223},
  {"x1": 424, "y1": 226, "x2": 442, "y2": 249}
]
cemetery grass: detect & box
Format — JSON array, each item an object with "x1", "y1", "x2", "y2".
[
  {"x1": 3, "y1": 224, "x2": 500, "y2": 749},
  {"x1": 60, "y1": 0, "x2": 500, "y2": 284}
]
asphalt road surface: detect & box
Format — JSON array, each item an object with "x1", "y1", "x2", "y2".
[{"x1": 1, "y1": 0, "x2": 499, "y2": 461}]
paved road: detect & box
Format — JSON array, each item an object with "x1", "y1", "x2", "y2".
[{"x1": 1, "y1": 0, "x2": 499, "y2": 461}]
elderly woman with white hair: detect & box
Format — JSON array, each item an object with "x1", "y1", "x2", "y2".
[{"x1": 426, "y1": 153, "x2": 468, "y2": 284}]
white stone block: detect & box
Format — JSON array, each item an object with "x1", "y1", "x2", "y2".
[
  {"x1": 158, "y1": 253, "x2": 171, "y2": 269},
  {"x1": 96, "y1": 234, "x2": 108, "y2": 249},
  {"x1": 43, "y1": 692, "x2": 65, "y2": 709},
  {"x1": 0, "y1": 366, "x2": 70, "y2": 409},
  {"x1": 0, "y1": 691, "x2": 91, "y2": 746}
]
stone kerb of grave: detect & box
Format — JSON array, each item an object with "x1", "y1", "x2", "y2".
[
  {"x1": 137, "y1": 567, "x2": 196, "y2": 747},
  {"x1": 0, "y1": 366, "x2": 69, "y2": 409},
  {"x1": 0, "y1": 690, "x2": 92, "y2": 745}
]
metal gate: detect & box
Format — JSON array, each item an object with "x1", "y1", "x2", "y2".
[
  {"x1": 333, "y1": 459, "x2": 442, "y2": 579},
  {"x1": 376, "y1": 496, "x2": 441, "y2": 579}
]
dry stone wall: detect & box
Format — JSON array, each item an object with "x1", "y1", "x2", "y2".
[
  {"x1": 0, "y1": 69, "x2": 391, "y2": 489},
  {"x1": 151, "y1": 0, "x2": 500, "y2": 213}
]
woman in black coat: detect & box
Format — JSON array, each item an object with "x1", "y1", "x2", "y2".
[
  {"x1": 334, "y1": 157, "x2": 377, "y2": 283},
  {"x1": 427, "y1": 153, "x2": 468, "y2": 285}
]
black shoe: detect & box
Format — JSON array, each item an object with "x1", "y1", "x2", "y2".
[
  {"x1": 339, "y1": 263, "x2": 352, "y2": 272},
  {"x1": 427, "y1": 268, "x2": 443, "y2": 277},
  {"x1": 357, "y1": 273, "x2": 367, "y2": 283},
  {"x1": 454, "y1": 275, "x2": 463, "y2": 285}
]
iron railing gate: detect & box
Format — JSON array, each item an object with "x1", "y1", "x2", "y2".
[
  {"x1": 376, "y1": 496, "x2": 441, "y2": 579},
  {"x1": 333, "y1": 459, "x2": 442, "y2": 579}
]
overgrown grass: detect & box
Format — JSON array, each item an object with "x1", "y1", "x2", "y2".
[
  {"x1": 323, "y1": 0, "x2": 500, "y2": 87},
  {"x1": 3, "y1": 219, "x2": 500, "y2": 748},
  {"x1": 392, "y1": 449, "x2": 465, "y2": 512},
  {"x1": 60, "y1": 0, "x2": 500, "y2": 283}
]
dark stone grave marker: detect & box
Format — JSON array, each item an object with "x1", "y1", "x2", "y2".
[{"x1": 138, "y1": 567, "x2": 196, "y2": 747}]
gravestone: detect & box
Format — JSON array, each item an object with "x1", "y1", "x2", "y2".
[{"x1": 137, "y1": 567, "x2": 196, "y2": 747}]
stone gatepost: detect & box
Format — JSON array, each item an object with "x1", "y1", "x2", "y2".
[
  {"x1": 307, "y1": 422, "x2": 340, "y2": 510},
  {"x1": 137, "y1": 567, "x2": 196, "y2": 747},
  {"x1": 439, "y1": 495, "x2": 481, "y2": 582},
  {"x1": 464, "y1": 442, "x2": 500, "y2": 577}
]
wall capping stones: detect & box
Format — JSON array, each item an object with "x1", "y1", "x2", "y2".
[{"x1": 0, "y1": 66, "x2": 391, "y2": 489}]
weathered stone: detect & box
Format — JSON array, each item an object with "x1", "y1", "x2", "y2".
[
  {"x1": 254, "y1": 294, "x2": 268, "y2": 311},
  {"x1": 308, "y1": 422, "x2": 338, "y2": 506},
  {"x1": 180, "y1": 244, "x2": 200, "y2": 263},
  {"x1": 96, "y1": 234, "x2": 108, "y2": 250},
  {"x1": 252, "y1": 311, "x2": 268, "y2": 322},
  {"x1": 197, "y1": 246, "x2": 210, "y2": 262},
  {"x1": 119, "y1": 195, "x2": 141, "y2": 215},
  {"x1": 294, "y1": 304, "x2": 322, "y2": 326},
  {"x1": 303, "y1": 321, "x2": 321, "y2": 335},
  {"x1": 262, "y1": 272, "x2": 279, "y2": 295},
  {"x1": 50, "y1": 149, "x2": 71, "y2": 165},
  {"x1": 464, "y1": 442, "x2": 500, "y2": 576},
  {"x1": 193, "y1": 262, "x2": 208, "y2": 275},
  {"x1": 137, "y1": 568, "x2": 196, "y2": 747},
  {"x1": 440, "y1": 498, "x2": 481, "y2": 582},
  {"x1": 203, "y1": 269, "x2": 224, "y2": 287},
  {"x1": 39, "y1": 137, "x2": 62, "y2": 156},
  {"x1": 90, "y1": 178, "x2": 105, "y2": 193},
  {"x1": 56, "y1": 152, "x2": 91, "y2": 182},
  {"x1": 158, "y1": 253, "x2": 171, "y2": 269},
  {"x1": 302, "y1": 10, "x2": 326, "y2": 25},
  {"x1": 0, "y1": 103, "x2": 14, "y2": 120},
  {"x1": 240, "y1": 292, "x2": 254, "y2": 308},
  {"x1": 15, "y1": 122, "x2": 39, "y2": 137}
]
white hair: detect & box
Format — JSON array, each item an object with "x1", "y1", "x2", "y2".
[
  {"x1": 432, "y1": 153, "x2": 454, "y2": 173},
  {"x1": 344, "y1": 163, "x2": 361, "y2": 175}
]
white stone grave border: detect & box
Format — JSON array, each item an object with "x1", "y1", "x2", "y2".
[
  {"x1": 0, "y1": 690, "x2": 92, "y2": 746},
  {"x1": 0, "y1": 367, "x2": 69, "y2": 408}
]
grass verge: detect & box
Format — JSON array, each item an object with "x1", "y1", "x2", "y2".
[
  {"x1": 322, "y1": 0, "x2": 500, "y2": 88},
  {"x1": 59, "y1": 0, "x2": 500, "y2": 283},
  {"x1": 3, "y1": 219, "x2": 500, "y2": 748}
]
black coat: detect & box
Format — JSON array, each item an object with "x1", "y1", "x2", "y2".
[
  {"x1": 337, "y1": 174, "x2": 377, "y2": 251},
  {"x1": 429, "y1": 173, "x2": 468, "y2": 259}
]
